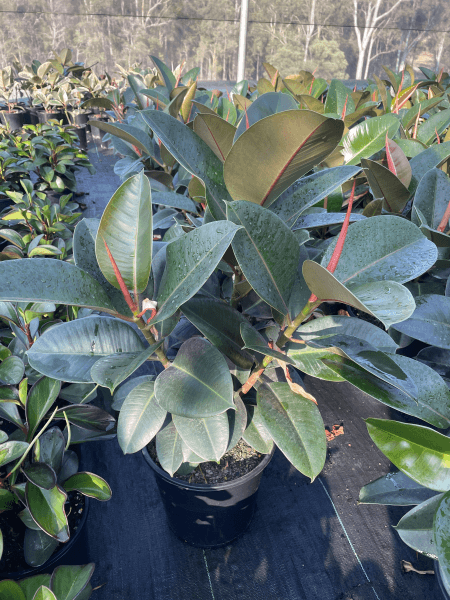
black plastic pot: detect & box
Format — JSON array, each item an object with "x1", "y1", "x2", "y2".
[
  {"x1": 74, "y1": 125, "x2": 88, "y2": 151},
  {"x1": 37, "y1": 110, "x2": 63, "y2": 124},
  {"x1": 142, "y1": 445, "x2": 275, "y2": 548},
  {"x1": 1, "y1": 110, "x2": 24, "y2": 130},
  {"x1": 0, "y1": 496, "x2": 89, "y2": 581}
]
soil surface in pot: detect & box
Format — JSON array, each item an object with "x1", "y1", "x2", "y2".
[
  {"x1": 0, "y1": 491, "x2": 85, "y2": 574},
  {"x1": 148, "y1": 439, "x2": 266, "y2": 485}
]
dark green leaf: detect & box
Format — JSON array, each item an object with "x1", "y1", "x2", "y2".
[
  {"x1": 343, "y1": 114, "x2": 400, "y2": 165},
  {"x1": 28, "y1": 317, "x2": 145, "y2": 383},
  {"x1": 26, "y1": 377, "x2": 61, "y2": 440},
  {"x1": 49, "y1": 564, "x2": 95, "y2": 600},
  {"x1": 117, "y1": 380, "x2": 166, "y2": 454},
  {"x1": 25, "y1": 482, "x2": 68, "y2": 541},
  {"x1": 394, "y1": 493, "x2": 443, "y2": 557},
  {"x1": 22, "y1": 463, "x2": 57, "y2": 490},
  {"x1": 95, "y1": 171, "x2": 152, "y2": 294},
  {"x1": 154, "y1": 338, "x2": 234, "y2": 418},
  {"x1": 23, "y1": 528, "x2": 59, "y2": 568},
  {"x1": 258, "y1": 382, "x2": 326, "y2": 480},
  {"x1": 0, "y1": 260, "x2": 117, "y2": 315},
  {"x1": 360, "y1": 471, "x2": 438, "y2": 505},
  {"x1": 155, "y1": 421, "x2": 183, "y2": 476},
  {"x1": 391, "y1": 294, "x2": 450, "y2": 348},
  {"x1": 173, "y1": 411, "x2": 229, "y2": 461}
]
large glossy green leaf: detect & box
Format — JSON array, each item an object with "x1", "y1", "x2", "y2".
[
  {"x1": 393, "y1": 493, "x2": 442, "y2": 557},
  {"x1": 296, "y1": 315, "x2": 397, "y2": 353},
  {"x1": 49, "y1": 564, "x2": 95, "y2": 600},
  {"x1": 141, "y1": 110, "x2": 231, "y2": 220},
  {"x1": 23, "y1": 528, "x2": 59, "y2": 568},
  {"x1": 366, "y1": 419, "x2": 450, "y2": 491},
  {"x1": 320, "y1": 216, "x2": 438, "y2": 287},
  {"x1": 302, "y1": 260, "x2": 416, "y2": 328},
  {"x1": 269, "y1": 166, "x2": 361, "y2": 228},
  {"x1": 0, "y1": 440, "x2": 28, "y2": 466},
  {"x1": 234, "y1": 91, "x2": 298, "y2": 142},
  {"x1": 28, "y1": 317, "x2": 145, "y2": 383},
  {"x1": 118, "y1": 380, "x2": 167, "y2": 454},
  {"x1": 26, "y1": 377, "x2": 61, "y2": 441},
  {"x1": 173, "y1": 411, "x2": 229, "y2": 461},
  {"x1": 240, "y1": 322, "x2": 295, "y2": 364},
  {"x1": 227, "y1": 201, "x2": 300, "y2": 315},
  {"x1": 361, "y1": 159, "x2": 410, "y2": 213},
  {"x1": 73, "y1": 219, "x2": 132, "y2": 318},
  {"x1": 181, "y1": 297, "x2": 255, "y2": 369},
  {"x1": 412, "y1": 168, "x2": 450, "y2": 233},
  {"x1": 224, "y1": 110, "x2": 343, "y2": 207},
  {"x1": 342, "y1": 114, "x2": 400, "y2": 165},
  {"x1": 305, "y1": 334, "x2": 417, "y2": 399},
  {"x1": 0, "y1": 355, "x2": 24, "y2": 385},
  {"x1": 112, "y1": 374, "x2": 155, "y2": 411},
  {"x1": 257, "y1": 382, "x2": 326, "y2": 480},
  {"x1": 409, "y1": 142, "x2": 450, "y2": 189},
  {"x1": 155, "y1": 421, "x2": 184, "y2": 476},
  {"x1": 242, "y1": 404, "x2": 273, "y2": 454},
  {"x1": 90, "y1": 341, "x2": 163, "y2": 392},
  {"x1": 152, "y1": 221, "x2": 241, "y2": 325},
  {"x1": 63, "y1": 472, "x2": 111, "y2": 501},
  {"x1": 95, "y1": 171, "x2": 152, "y2": 294},
  {"x1": 0, "y1": 581, "x2": 26, "y2": 600},
  {"x1": 434, "y1": 491, "x2": 450, "y2": 591},
  {"x1": 25, "y1": 482, "x2": 69, "y2": 541},
  {"x1": 391, "y1": 294, "x2": 450, "y2": 348},
  {"x1": 324, "y1": 79, "x2": 355, "y2": 115},
  {"x1": 324, "y1": 354, "x2": 450, "y2": 428},
  {"x1": 0, "y1": 259, "x2": 117, "y2": 315},
  {"x1": 193, "y1": 113, "x2": 236, "y2": 161},
  {"x1": 154, "y1": 337, "x2": 234, "y2": 418},
  {"x1": 417, "y1": 108, "x2": 450, "y2": 145},
  {"x1": 359, "y1": 471, "x2": 438, "y2": 505}
]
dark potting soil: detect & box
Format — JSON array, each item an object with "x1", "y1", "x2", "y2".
[
  {"x1": 148, "y1": 438, "x2": 266, "y2": 485},
  {"x1": 0, "y1": 491, "x2": 85, "y2": 575}
]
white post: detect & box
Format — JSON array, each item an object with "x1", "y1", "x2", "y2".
[{"x1": 236, "y1": 0, "x2": 249, "y2": 83}]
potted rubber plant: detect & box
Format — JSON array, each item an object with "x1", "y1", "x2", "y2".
[
  {"x1": 0, "y1": 66, "x2": 24, "y2": 130},
  {"x1": 0, "y1": 563, "x2": 98, "y2": 598},
  {"x1": 0, "y1": 106, "x2": 445, "y2": 548}
]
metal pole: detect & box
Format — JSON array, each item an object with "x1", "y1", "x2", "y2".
[{"x1": 236, "y1": 0, "x2": 249, "y2": 83}]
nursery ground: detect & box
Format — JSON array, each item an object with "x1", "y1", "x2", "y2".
[{"x1": 72, "y1": 135, "x2": 444, "y2": 600}]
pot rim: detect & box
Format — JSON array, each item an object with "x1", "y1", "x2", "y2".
[
  {"x1": 0, "y1": 494, "x2": 90, "y2": 580},
  {"x1": 142, "y1": 443, "x2": 275, "y2": 492}
]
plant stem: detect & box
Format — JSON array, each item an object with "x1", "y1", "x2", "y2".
[
  {"x1": 6, "y1": 406, "x2": 60, "y2": 479},
  {"x1": 134, "y1": 316, "x2": 170, "y2": 368}
]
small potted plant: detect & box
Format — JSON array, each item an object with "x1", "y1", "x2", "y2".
[
  {"x1": 0, "y1": 66, "x2": 24, "y2": 130},
  {"x1": 0, "y1": 303, "x2": 113, "y2": 577}
]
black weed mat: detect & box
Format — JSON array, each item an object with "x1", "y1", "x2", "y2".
[{"x1": 71, "y1": 377, "x2": 443, "y2": 600}]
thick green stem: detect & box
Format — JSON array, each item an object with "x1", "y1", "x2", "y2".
[{"x1": 134, "y1": 317, "x2": 170, "y2": 368}]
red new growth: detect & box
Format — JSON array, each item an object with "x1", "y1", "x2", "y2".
[
  {"x1": 341, "y1": 95, "x2": 349, "y2": 120},
  {"x1": 102, "y1": 238, "x2": 138, "y2": 313},
  {"x1": 386, "y1": 134, "x2": 395, "y2": 174},
  {"x1": 308, "y1": 181, "x2": 357, "y2": 303},
  {"x1": 326, "y1": 180, "x2": 357, "y2": 274},
  {"x1": 245, "y1": 105, "x2": 250, "y2": 130}
]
